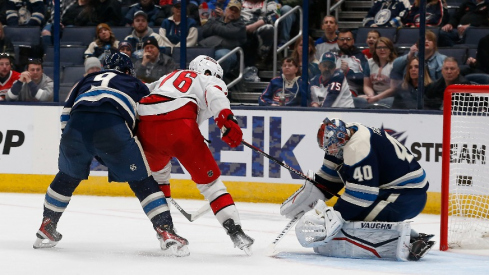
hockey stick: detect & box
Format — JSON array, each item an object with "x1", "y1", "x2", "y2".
[
  {"x1": 169, "y1": 198, "x2": 211, "y2": 222},
  {"x1": 265, "y1": 211, "x2": 305, "y2": 256},
  {"x1": 241, "y1": 140, "x2": 340, "y2": 198}
]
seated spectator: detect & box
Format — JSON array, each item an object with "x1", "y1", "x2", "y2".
[
  {"x1": 392, "y1": 56, "x2": 432, "y2": 109},
  {"x1": 314, "y1": 15, "x2": 339, "y2": 60},
  {"x1": 335, "y1": 29, "x2": 368, "y2": 96},
  {"x1": 463, "y1": 34, "x2": 489, "y2": 75},
  {"x1": 125, "y1": 10, "x2": 166, "y2": 59},
  {"x1": 438, "y1": 0, "x2": 489, "y2": 47},
  {"x1": 84, "y1": 23, "x2": 120, "y2": 64},
  {"x1": 67, "y1": 0, "x2": 122, "y2": 26},
  {"x1": 258, "y1": 57, "x2": 306, "y2": 106},
  {"x1": 118, "y1": 40, "x2": 135, "y2": 61},
  {"x1": 361, "y1": 30, "x2": 380, "y2": 59},
  {"x1": 159, "y1": 0, "x2": 198, "y2": 50},
  {"x1": 199, "y1": 0, "x2": 245, "y2": 75},
  {"x1": 362, "y1": 37, "x2": 398, "y2": 103},
  {"x1": 0, "y1": 53, "x2": 20, "y2": 101},
  {"x1": 134, "y1": 36, "x2": 177, "y2": 82},
  {"x1": 362, "y1": 0, "x2": 410, "y2": 28},
  {"x1": 241, "y1": 0, "x2": 280, "y2": 68},
  {"x1": 206, "y1": 0, "x2": 230, "y2": 19},
  {"x1": 424, "y1": 57, "x2": 471, "y2": 110},
  {"x1": 123, "y1": 0, "x2": 161, "y2": 27},
  {"x1": 309, "y1": 52, "x2": 354, "y2": 108},
  {"x1": 291, "y1": 35, "x2": 320, "y2": 81},
  {"x1": 401, "y1": 0, "x2": 447, "y2": 27},
  {"x1": 6, "y1": 58, "x2": 53, "y2": 102},
  {"x1": 6, "y1": 0, "x2": 46, "y2": 26},
  {"x1": 84, "y1": 56, "x2": 102, "y2": 76},
  {"x1": 391, "y1": 30, "x2": 446, "y2": 86},
  {"x1": 0, "y1": 22, "x2": 15, "y2": 59}
]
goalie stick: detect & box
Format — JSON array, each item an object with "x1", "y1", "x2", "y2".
[
  {"x1": 169, "y1": 198, "x2": 211, "y2": 222},
  {"x1": 242, "y1": 140, "x2": 340, "y2": 198},
  {"x1": 265, "y1": 211, "x2": 305, "y2": 256}
]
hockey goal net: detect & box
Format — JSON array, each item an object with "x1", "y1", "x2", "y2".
[{"x1": 440, "y1": 85, "x2": 489, "y2": 251}]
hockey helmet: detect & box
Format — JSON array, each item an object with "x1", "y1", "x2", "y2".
[
  {"x1": 189, "y1": 55, "x2": 223, "y2": 79},
  {"x1": 104, "y1": 52, "x2": 135, "y2": 77},
  {"x1": 317, "y1": 118, "x2": 350, "y2": 159}
]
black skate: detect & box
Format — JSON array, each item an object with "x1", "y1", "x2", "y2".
[
  {"x1": 156, "y1": 224, "x2": 190, "y2": 257},
  {"x1": 223, "y1": 219, "x2": 254, "y2": 256},
  {"x1": 408, "y1": 233, "x2": 435, "y2": 261},
  {"x1": 33, "y1": 217, "x2": 62, "y2": 249}
]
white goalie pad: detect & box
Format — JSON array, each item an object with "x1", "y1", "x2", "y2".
[
  {"x1": 313, "y1": 221, "x2": 412, "y2": 261},
  {"x1": 280, "y1": 170, "x2": 326, "y2": 219},
  {"x1": 295, "y1": 200, "x2": 344, "y2": 248}
]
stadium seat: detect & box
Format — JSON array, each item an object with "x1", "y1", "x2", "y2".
[
  {"x1": 62, "y1": 66, "x2": 85, "y2": 84},
  {"x1": 111, "y1": 27, "x2": 132, "y2": 42},
  {"x1": 172, "y1": 47, "x2": 215, "y2": 68},
  {"x1": 464, "y1": 28, "x2": 489, "y2": 48},
  {"x1": 59, "y1": 83, "x2": 75, "y2": 102},
  {"x1": 438, "y1": 47, "x2": 467, "y2": 65},
  {"x1": 355, "y1": 27, "x2": 397, "y2": 48},
  {"x1": 44, "y1": 46, "x2": 86, "y2": 67},
  {"x1": 468, "y1": 48, "x2": 477, "y2": 59},
  {"x1": 43, "y1": 66, "x2": 54, "y2": 79},
  {"x1": 395, "y1": 27, "x2": 440, "y2": 49},
  {"x1": 61, "y1": 27, "x2": 95, "y2": 46},
  {"x1": 3, "y1": 26, "x2": 41, "y2": 46}
]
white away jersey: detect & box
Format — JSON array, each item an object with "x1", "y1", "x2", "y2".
[{"x1": 138, "y1": 69, "x2": 230, "y2": 125}]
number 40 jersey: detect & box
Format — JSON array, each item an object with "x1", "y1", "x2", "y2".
[{"x1": 138, "y1": 69, "x2": 231, "y2": 125}]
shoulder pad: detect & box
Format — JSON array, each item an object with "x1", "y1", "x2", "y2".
[{"x1": 343, "y1": 124, "x2": 372, "y2": 166}]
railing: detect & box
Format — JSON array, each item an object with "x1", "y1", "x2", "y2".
[
  {"x1": 217, "y1": 47, "x2": 244, "y2": 89},
  {"x1": 327, "y1": 0, "x2": 346, "y2": 22},
  {"x1": 272, "y1": 6, "x2": 303, "y2": 78}
]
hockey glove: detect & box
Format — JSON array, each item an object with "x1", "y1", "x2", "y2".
[
  {"x1": 280, "y1": 170, "x2": 326, "y2": 219},
  {"x1": 215, "y1": 109, "x2": 242, "y2": 148}
]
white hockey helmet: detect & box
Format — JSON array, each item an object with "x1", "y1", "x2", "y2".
[{"x1": 189, "y1": 55, "x2": 224, "y2": 79}]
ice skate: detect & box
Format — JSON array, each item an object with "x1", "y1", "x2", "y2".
[
  {"x1": 156, "y1": 225, "x2": 190, "y2": 257},
  {"x1": 408, "y1": 233, "x2": 435, "y2": 261},
  {"x1": 33, "y1": 217, "x2": 62, "y2": 249},
  {"x1": 223, "y1": 219, "x2": 254, "y2": 256}
]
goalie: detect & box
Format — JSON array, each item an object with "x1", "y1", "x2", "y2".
[{"x1": 280, "y1": 118, "x2": 435, "y2": 261}]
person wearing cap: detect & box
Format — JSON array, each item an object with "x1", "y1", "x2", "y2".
[
  {"x1": 199, "y1": 0, "x2": 245, "y2": 75},
  {"x1": 159, "y1": 0, "x2": 199, "y2": 49},
  {"x1": 118, "y1": 41, "x2": 135, "y2": 60},
  {"x1": 309, "y1": 51, "x2": 354, "y2": 108},
  {"x1": 123, "y1": 0, "x2": 161, "y2": 27},
  {"x1": 84, "y1": 23, "x2": 120, "y2": 64},
  {"x1": 134, "y1": 36, "x2": 177, "y2": 83},
  {"x1": 125, "y1": 10, "x2": 166, "y2": 59},
  {"x1": 6, "y1": 58, "x2": 53, "y2": 102},
  {"x1": 84, "y1": 57, "x2": 102, "y2": 75}
]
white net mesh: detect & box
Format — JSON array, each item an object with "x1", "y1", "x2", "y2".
[{"x1": 448, "y1": 92, "x2": 489, "y2": 248}]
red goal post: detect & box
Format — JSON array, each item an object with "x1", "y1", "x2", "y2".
[{"x1": 440, "y1": 85, "x2": 489, "y2": 251}]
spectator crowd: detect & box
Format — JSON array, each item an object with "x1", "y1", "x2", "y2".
[{"x1": 0, "y1": 0, "x2": 487, "y2": 108}]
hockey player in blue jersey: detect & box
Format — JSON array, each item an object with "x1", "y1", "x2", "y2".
[
  {"x1": 32, "y1": 52, "x2": 189, "y2": 256},
  {"x1": 309, "y1": 52, "x2": 354, "y2": 108},
  {"x1": 281, "y1": 118, "x2": 434, "y2": 260}
]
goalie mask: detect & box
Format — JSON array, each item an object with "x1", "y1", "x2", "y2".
[
  {"x1": 317, "y1": 118, "x2": 350, "y2": 159},
  {"x1": 189, "y1": 55, "x2": 224, "y2": 79}
]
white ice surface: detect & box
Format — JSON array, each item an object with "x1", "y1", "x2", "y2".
[{"x1": 2, "y1": 193, "x2": 489, "y2": 275}]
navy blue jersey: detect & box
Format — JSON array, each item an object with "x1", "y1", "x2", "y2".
[
  {"x1": 258, "y1": 75, "x2": 306, "y2": 106},
  {"x1": 61, "y1": 70, "x2": 150, "y2": 131},
  {"x1": 316, "y1": 123, "x2": 428, "y2": 220},
  {"x1": 309, "y1": 70, "x2": 354, "y2": 108},
  {"x1": 363, "y1": 0, "x2": 411, "y2": 27}
]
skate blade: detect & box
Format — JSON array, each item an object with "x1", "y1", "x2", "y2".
[
  {"x1": 33, "y1": 237, "x2": 58, "y2": 249},
  {"x1": 242, "y1": 246, "x2": 253, "y2": 256}
]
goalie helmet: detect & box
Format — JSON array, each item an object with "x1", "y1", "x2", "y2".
[
  {"x1": 317, "y1": 118, "x2": 350, "y2": 159},
  {"x1": 189, "y1": 55, "x2": 223, "y2": 79},
  {"x1": 104, "y1": 52, "x2": 135, "y2": 77}
]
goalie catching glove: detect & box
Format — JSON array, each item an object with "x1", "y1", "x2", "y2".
[
  {"x1": 215, "y1": 109, "x2": 242, "y2": 148},
  {"x1": 295, "y1": 200, "x2": 344, "y2": 248},
  {"x1": 280, "y1": 170, "x2": 326, "y2": 219}
]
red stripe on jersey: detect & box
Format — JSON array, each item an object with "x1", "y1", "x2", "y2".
[
  {"x1": 210, "y1": 193, "x2": 235, "y2": 214},
  {"x1": 139, "y1": 94, "x2": 172, "y2": 104},
  {"x1": 158, "y1": 70, "x2": 179, "y2": 88},
  {"x1": 213, "y1": 85, "x2": 222, "y2": 91}
]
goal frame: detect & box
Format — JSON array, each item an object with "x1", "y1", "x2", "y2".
[{"x1": 440, "y1": 84, "x2": 489, "y2": 251}]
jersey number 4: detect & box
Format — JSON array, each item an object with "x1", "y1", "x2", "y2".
[{"x1": 158, "y1": 70, "x2": 197, "y2": 93}]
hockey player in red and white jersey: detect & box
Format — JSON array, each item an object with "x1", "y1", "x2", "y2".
[{"x1": 137, "y1": 55, "x2": 254, "y2": 255}]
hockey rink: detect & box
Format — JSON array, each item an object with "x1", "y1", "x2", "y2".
[{"x1": 2, "y1": 193, "x2": 489, "y2": 274}]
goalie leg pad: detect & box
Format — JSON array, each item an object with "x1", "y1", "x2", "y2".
[
  {"x1": 313, "y1": 221, "x2": 412, "y2": 261},
  {"x1": 280, "y1": 170, "x2": 326, "y2": 219},
  {"x1": 295, "y1": 200, "x2": 343, "y2": 248}
]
